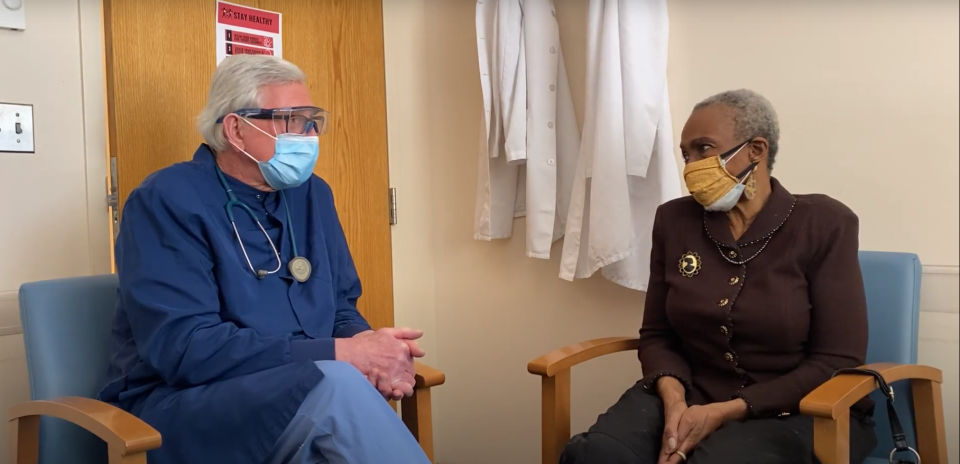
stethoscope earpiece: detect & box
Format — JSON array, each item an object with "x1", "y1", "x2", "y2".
[{"x1": 256, "y1": 270, "x2": 269, "y2": 279}]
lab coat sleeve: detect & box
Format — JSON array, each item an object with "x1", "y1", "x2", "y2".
[
  {"x1": 117, "y1": 185, "x2": 323, "y2": 389},
  {"x1": 638, "y1": 206, "x2": 693, "y2": 396},
  {"x1": 618, "y1": 0, "x2": 669, "y2": 177},
  {"x1": 497, "y1": 0, "x2": 527, "y2": 164}
]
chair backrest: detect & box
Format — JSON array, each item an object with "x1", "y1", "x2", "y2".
[
  {"x1": 18, "y1": 274, "x2": 119, "y2": 464},
  {"x1": 859, "y1": 251, "x2": 922, "y2": 460}
]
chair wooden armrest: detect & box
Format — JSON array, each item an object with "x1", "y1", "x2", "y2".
[
  {"x1": 528, "y1": 337, "x2": 640, "y2": 377},
  {"x1": 402, "y1": 362, "x2": 446, "y2": 463},
  {"x1": 527, "y1": 337, "x2": 640, "y2": 464},
  {"x1": 799, "y1": 362, "x2": 948, "y2": 464},
  {"x1": 8, "y1": 396, "x2": 161, "y2": 464},
  {"x1": 414, "y1": 361, "x2": 445, "y2": 388},
  {"x1": 9, "y1": 366, "x2": 444, "y2": 464}
]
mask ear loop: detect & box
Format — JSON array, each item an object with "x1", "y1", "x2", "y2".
[
  {"x1": 720, "y1": 140, "x2": 751, "y2": 165},
  {"x1": 228, "y1": 118, "x2": 280, "y2": 165},
  {"x1": 240, "y1": 117, "x2": 279, "y2": 140},
  {"x1": 728, "y1": 139, "x2": 759, "y2": 186},
  {"x1": 734, "y1": 164, "x2": 757, "y2": 185}
]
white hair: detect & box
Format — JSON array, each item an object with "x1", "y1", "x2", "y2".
[{"x1": 196, "y1": 55, "x2": 307, "y2": 152}]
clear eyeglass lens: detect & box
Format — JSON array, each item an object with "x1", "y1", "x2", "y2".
[{"x1": 271, "y1": 109, "x2": 327, "y2": 135}]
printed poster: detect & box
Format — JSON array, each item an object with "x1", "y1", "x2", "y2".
[{"x1": 216, "y1": 1, "x2": 282, "y2": 64}]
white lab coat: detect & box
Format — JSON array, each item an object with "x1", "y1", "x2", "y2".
[
  {"x1": 558, "y1": 0, "x2": 683, "y2": 291},
  {"x1": 474, "y1": 0, "x2": 580, "y2": 259}
]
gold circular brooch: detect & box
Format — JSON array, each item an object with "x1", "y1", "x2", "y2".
[{"x1": 679, "y1": 252, "x2": 701, "y2": 278}]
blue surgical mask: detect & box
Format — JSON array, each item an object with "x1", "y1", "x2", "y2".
[
  {"x1": 704, "y1": 181, "x2": 747, "y2": 212},
  {"x1": 234, "y1": 120, "x2": 320, "y2": 190}
]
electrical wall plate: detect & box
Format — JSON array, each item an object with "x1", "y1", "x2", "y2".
[
  {"x1": 0, "y1": 103, "x2": 35, "y2": 153},
  {"x1": 0, "y1": 0, "x2": 26, "y2": 31}
]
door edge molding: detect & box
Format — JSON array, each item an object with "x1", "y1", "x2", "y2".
[{"x1": 78, "y1": 0, "x2": 112, "y2": 275}]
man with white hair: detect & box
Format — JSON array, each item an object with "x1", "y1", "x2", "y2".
[{"x1": 97, "y1": 55, "x2": 431, "y2": 464}]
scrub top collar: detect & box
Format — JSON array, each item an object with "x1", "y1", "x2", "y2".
[{"x1": 194, "y1": 144, "x2": 279, "y2": 204}]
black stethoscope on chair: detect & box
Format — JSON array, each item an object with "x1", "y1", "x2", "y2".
[{"x1": 215, "y1": 165, "x2": 312, "y2": 283}]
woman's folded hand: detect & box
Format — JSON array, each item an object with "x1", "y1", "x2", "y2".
[{"x1": 665, "y1": 399, "x2": 748, "y2": 463}]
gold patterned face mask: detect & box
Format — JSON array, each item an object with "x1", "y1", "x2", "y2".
[{"x1": 683, "y1": 141, "x2": 755, "y2": 211}]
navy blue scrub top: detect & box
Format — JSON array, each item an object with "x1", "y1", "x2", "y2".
[{"x1": 98, "y1": 144, "x2": 371, "y2": 464}]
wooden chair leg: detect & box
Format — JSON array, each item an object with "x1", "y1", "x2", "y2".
[
  {"x1": 811, "y1": 413, "x2": 850, "y2": 464},
  {"x1": 109, "y1": 447, "x2": 147, "y2": 464},
  {"x1": 9, "y1": 415, "x2": 40, "y2": 464},
  {"x1": 402, "y1": 387, "x2": 435, "y2": 463},
  {"x1": 912, "y1": 379, "x2": 948, "y2": 464},
  {"x1": 541, "y1": 370, "x2": 571, "y2": 464}
]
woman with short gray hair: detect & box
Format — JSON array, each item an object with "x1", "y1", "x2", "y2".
[{"x1": 561, "y1": 89, "x2": 877, "y2": 464}]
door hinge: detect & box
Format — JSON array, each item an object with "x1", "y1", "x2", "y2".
[
  {"x1": 107, "y1": 156, "x2": 119, "y2": 239},
  {"x1": 388, "y1": 187, "x2": 398, "y2": 225}
]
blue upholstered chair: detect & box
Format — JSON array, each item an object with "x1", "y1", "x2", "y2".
[
  {"x1": 527, "y1": 251, "x2": 949, "y2": 464},
  {"x1": 9, "y1": 274, "x2": 445, "y2": 464},
  {"x1": 801, "y1": 251, "x2": 947, "y2": 464},
  {"x1": 10, "y1": 274, "x2": 153, "y2": 464}
]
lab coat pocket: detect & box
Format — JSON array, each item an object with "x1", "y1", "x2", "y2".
[{"x1": 292, "y1": 273, "x2": 338, "y2": 338}]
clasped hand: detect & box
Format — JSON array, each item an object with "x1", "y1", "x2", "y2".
[
  {"x1": 654, "y1": 376, "x2": 747, "y2": 462},
  {"x1": 658, "y1": 402, "x2": 727, "y2": 464},
  {"x1": 336, "y1": 327, "x2": 425, "y2": 401}
]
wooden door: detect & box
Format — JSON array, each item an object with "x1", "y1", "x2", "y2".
[{"x1": 102, "y1": 0, "x2": 394, "y2": 329}]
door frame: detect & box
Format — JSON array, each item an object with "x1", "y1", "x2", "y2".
[{"x1": 79, "y1": 0, "x2": 112, "y2": 275}]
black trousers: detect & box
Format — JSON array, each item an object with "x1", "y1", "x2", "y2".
[{"x1": 560, "y1": 381, "x2": 877, "y2": 464}]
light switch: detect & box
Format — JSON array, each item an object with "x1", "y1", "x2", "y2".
[
  {"x1": 0, "y1": 103, "x2": 35, "y2": 153},
  {"x1": 0, "y1": 0, "x2": 26, "y2": 31}
]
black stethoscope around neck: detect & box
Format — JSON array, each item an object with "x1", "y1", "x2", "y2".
[{"x1": 215, "y1": 165, "x2": 312, "y2": 282}]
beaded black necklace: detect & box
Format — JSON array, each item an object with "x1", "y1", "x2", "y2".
[{"x1": 702, "y1": 198, "x2": 797, "y2": 264}]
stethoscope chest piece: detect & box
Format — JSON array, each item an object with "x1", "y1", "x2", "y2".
[
  {"x1": 289, "y1": 256, "x2": 312, "y2": 283},
  {"x1": 216, "y1": 164, "x2": 311, "y2": 282}
]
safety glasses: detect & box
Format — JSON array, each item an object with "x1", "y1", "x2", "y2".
[{"x1": 218, "y1": 106, "x2": 329, "y2": 136}]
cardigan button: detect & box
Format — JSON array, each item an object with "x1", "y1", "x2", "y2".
[
  {"x1": 729, "y1": 276, "x2": 739, "y2": 285},
  {"x1": 724, "y1": 352, "x2": 735, "y2": 363},
  {"x1": 728, "y1": 250, "x2": 738, "y2": 258},
  {"x1": 720, "y1": 325, "x2": 730, "y2": 336},
  {"x1": 719, "y1": 298, "x2": 730, "y2": 307}
]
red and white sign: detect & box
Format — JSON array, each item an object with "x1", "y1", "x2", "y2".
[
  {"x1": 216, "y1": 1, "x2": 282, "y2": 65},
  {"x1": 225, "y1": 42, "x2": 275, "y2": 57},
  {"x1": 225, "y1": 29, "x2": 274, "y2": 49}
]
